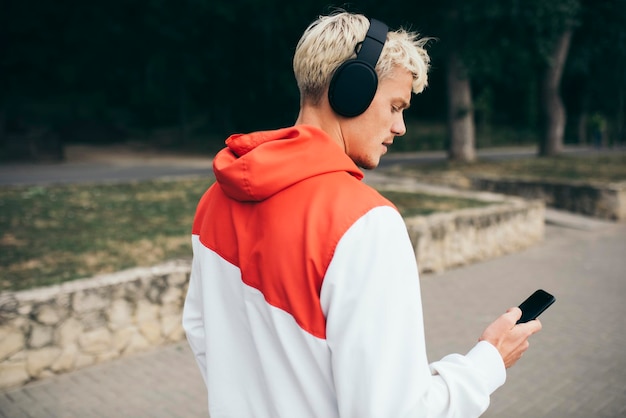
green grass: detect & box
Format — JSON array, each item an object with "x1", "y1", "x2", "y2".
[
  {"x1": 381, "y1": 191, "x2": 492, "y2": 217},
  {"x1": 0, "y1": 178, "x2": 207, "y2": 291},
  {"x1": 0, "y1": 178, "x2": 490, "y2": 292},
  {"x1": 400, "y1": 153, "x2": 626, "y2": 183}
]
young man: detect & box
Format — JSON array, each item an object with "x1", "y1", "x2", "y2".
[{"x1": 183, "y1": 11, "x2": 542, "y2": 417}]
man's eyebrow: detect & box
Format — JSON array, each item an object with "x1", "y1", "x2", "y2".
[{"x1": 396, "y1": 99, "x2": 411, "y2": 110}]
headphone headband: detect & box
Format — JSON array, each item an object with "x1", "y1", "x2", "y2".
[{"x1": 356, "y1": 19, "x2": 388, "y2": 64}]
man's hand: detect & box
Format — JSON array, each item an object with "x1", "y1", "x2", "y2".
[{"x1": 479, "y1": 307, "x2": 543, "y2": 369}]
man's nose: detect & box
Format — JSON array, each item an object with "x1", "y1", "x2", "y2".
[{"x1": 392, "y1": 117, "x2": 406, "y2": 136}]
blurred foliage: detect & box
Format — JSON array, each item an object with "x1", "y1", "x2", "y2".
[{"x1": 0, "y1": 0, "x2": 624, "y2": 156}]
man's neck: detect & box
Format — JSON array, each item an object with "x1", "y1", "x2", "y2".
[{"x1": 295, "y1": 101, "x2": 345, "y2": 152}]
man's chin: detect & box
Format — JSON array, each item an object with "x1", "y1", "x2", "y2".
[
  {"x1": 356, "y1": 159, "x2": 379, "y2": 170},
  {"x1": 350, "y1": 153, "x2": 381, "y2": 170}
]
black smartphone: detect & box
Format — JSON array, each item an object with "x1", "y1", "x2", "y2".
[{"x1": 516, "y1": 289, "x2": 555, "y2": 324}]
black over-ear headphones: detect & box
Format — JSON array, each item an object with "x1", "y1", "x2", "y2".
[{"x1": 328, "y1": 18, "x2": 389, "y2": 117}]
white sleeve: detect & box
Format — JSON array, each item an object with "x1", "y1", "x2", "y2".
[
  {"x1": 182, "y1": 235, "x2": 208, "y2": 386},
  {"x1": 320, "y1": 206, "x2": 506, "y2": 418}
]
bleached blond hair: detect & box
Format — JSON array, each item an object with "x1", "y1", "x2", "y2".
[{"x1": 293, "y1": 12, "x2": 431, "y2": 105}]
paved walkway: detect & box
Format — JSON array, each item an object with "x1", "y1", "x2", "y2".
[{"x1": 1, "y1": 208, "x2": 625, "y2": 417}]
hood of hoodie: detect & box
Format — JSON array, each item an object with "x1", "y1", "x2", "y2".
[{"x1": 213, "y1": 125, "x2": 363, "y2": 202}]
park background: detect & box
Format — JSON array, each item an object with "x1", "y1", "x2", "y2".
[
  {"x1": 1, "y1": 0, "x2": 625, "y2": 163},
  {"x1": 1, "y1": 3, "x2": 626, "y2": 415}
]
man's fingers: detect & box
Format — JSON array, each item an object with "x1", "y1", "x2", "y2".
[
  {"x1": 481, "y1": 308, "x2": 544, "y2": 369},
  {"x1": 506, "y1": 307, "x2": 522, "y2": 316},
  {"x1": 504, "y1": 307, "x2": 522, "y2": 325},
  {"x1": 516, "y1": 318, "x2": 543, "y2": 335}
]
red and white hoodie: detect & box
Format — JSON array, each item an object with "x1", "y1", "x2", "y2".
[{"x1": 183, "y1": 125, "x2": 505, "y2": 417}]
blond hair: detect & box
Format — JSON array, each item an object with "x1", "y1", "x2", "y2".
[{"x1": 293, "y1": 12, "x2": 431, "y2": 105}]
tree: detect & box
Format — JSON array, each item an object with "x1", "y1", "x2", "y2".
[
  {"x1": 6, "y1": 0, "x2": 623, "y2": 160},
  {"x1": 564, "y1": 0, "x2": 626, "y2": 147},
  {"x1": 521, "y1": 0, "x2": 580, "y2": 156},
  {"x1": 394, "y1": 0, "x2": 491, "y2": 163},
  {"x1": 445, "y1": 49, "x2": 476, "y2": 162},
  {"x1": 540, "y1": 28, "x2": 574, "y2": 155},
  {"x1": 441, "y1": 3, "x2": 477, "y2": 162},
  {"x1": 435, "y1": 0, "x2": 581, "y2": 158}
]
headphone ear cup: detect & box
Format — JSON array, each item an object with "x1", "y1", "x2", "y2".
[{"x1": 328, "y1": 60, "x2": 379, "y2": 117}]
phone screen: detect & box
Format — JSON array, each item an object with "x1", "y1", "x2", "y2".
[{"x1": 516, "y1": 289, "x2": 555, "y2": 324}]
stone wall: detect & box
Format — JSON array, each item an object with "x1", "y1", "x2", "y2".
[
  {"x1": 0, "y1": 261, "x2": 190, "y2": 390},
  {"x1": 0, "y1": 183, "x2": 545, "y2": 390},
  {"x1": 369, "y1": 173, "x2": 546, "y2": 273},
  {"x1": 470, "y1": 177, "x2": 626, "y2": 221},
  {"x1": 407, "y1": 201, "x2": 545, "y2": 273}
]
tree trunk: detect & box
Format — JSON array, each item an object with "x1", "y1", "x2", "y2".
[
  {"x1": 446, "y1": 50, "x2": 476, "y2": 162},
  {"x1": 539, "y1": 29, "x2": 573, "y2": 156}
]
